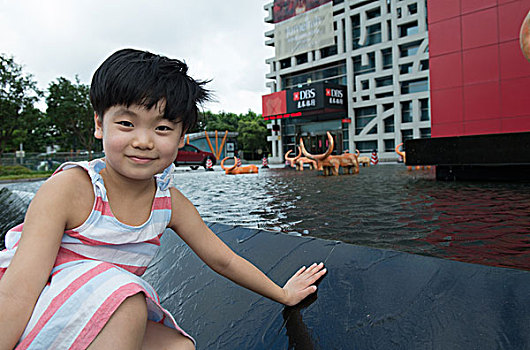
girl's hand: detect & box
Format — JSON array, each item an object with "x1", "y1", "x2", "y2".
[{"x1": 282, "y1": 262, "x2": 327, "y2": 306}]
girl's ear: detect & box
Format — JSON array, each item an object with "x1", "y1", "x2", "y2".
[
  {"x1": 94, "y1": 113, "x2": 103, "y2": 139},
  {"x1": 178, "y1": 134, "x2": 186, "y2": 148}
]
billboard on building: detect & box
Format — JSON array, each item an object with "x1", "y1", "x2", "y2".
[
  {"x1": 262, "y1": 90, "x2": 287, "y2": 117},
  {"x1": 273, "y1": 0, "x2": 332, "y2": 23},
  {"x1": 262, "y1": 83, "x2": 346, "y2": 120},
  {"x1": 274, "y1": 2, "x2": 334, "y2": 60}
]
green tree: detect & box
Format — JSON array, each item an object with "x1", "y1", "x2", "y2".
[
  {"x1": 0, "y1": 54, "x2": 42, "y2": 160},
  {"x1": 236, "y1": 110, "x2": 269, "y2": 159},
  {"x1": 8, "y1": 107, "x2": 48, "y2": 152},
  {"x1": 196, "y1": 109, "x2": 269, "y2": 160},
  {"x1": 46, "y1": 76, "x2": 96, "y2": 157}
]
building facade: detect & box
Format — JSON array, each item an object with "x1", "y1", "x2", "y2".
[{"x1": 263, "y1": 0, "x2": 430, "y2": 162}]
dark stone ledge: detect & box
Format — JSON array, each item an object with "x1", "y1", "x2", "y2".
[{"x1": 145, "y1": 223, "x2": 530, "y2": 350}]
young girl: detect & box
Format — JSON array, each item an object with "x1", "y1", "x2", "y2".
[{"x1": 0, "y1": 49, "x2": 326, "y2": 349}]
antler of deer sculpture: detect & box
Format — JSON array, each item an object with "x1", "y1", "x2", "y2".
[
  {"x1": 220, "y1": 157, "x2": 258, "y2": 175},
  {"x1": 299, "y1": 132, "x2": 359, "y2": 175}
]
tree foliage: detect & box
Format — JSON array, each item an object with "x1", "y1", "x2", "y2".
[
  {"x1": 46, "y1": 76, "x2": 97, "y2": 156},
  {"x1": 0, "y1": 54, "x2": 42, "y2": 158},
  {"x1": 195, "y1": 110, "x2": 269, "y2": 159}
]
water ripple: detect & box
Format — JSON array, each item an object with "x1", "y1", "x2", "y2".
[{"x1": 2, "y1": 165, "x2": 529, "y2": 271}]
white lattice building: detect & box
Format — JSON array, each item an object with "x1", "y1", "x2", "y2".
[{"x1": 264, "y1": 0, "x2": 430, "y2": 162}]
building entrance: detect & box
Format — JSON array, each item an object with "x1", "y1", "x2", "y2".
[{"x1": 300, "y1": 131, "x2": 342, "y2": 155}]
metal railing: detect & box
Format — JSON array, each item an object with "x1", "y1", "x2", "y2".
[{"x1": 1, "y1": 152, "x2": 105, "y2": 171}]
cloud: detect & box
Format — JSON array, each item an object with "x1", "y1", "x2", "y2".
[{"x1": 0, "y1": 0, "x2": 275, "y2": 114}]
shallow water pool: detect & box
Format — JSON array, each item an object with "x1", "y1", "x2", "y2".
[{"x1": 2, "y1": 164, "x2": 529, "y2": 271}]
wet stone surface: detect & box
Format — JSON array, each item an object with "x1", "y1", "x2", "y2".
[{"x1": 144, "y1": 223, "x2": 530, "y2": 350}]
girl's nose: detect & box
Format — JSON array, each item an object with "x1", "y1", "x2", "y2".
[{"x1": 132, "y1": 132, "x2": 154, "y2": 150}]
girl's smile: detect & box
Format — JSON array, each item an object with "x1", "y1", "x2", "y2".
[{"x1": 94, "y1": 103, "x2": 184, "y2": 181}]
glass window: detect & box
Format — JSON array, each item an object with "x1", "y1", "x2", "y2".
[
  {"x1": 366, "y1": 8, "x2": 381, "y2": 19},
  {"x1": 401, "y1": 129, "x2": 413, "y2": 142},
  {"x1": 401, "y1": 78, "x2": 429, "y2": 94},
  {"x1": 399, "y1": 40, "x2": 422, "y2": 57},
  {"x1": 353, "y1": 53, "x2": 376, "y2": 75},
  {"x1": 361, "y1": 80, "x2": 369, "y2": 90},
  {"x1": 382, "y1": 48, "x2": 393, "y2": 69},
  {"x1": 367, "y1": 125, "x2": 377, "y2": 134},
  {"x1": 321, "y1": 45, "x2": 338, "y2": 58},
  {"x1": 408, "y1": 3, "x2": 418, "y2": 15},
  {"x1": 400, "y1": 63, "x2": 413, "y2": 74},
  {"x1": 354, "y1": 106, "x2": 376, "y2": 135},
  {"x1": 282, "y1": 63, "x2": 346, "y2": 90},
  {"x1": 366, "y1": 24, "x2": 382, "y2": 45},
  {"x1": 280, "y1": 58, "x2": 291, "y2": 69},
  {"x1": 376, "y1": 76, "x2": 393, "y2": 87},
  {"x1": 356, "y1": 140, "x2": 378, "y2": 153},
  {"x1": 401, "y1": 101, "x2": 413, "y2": 123},
  {"x1": 384, "y1": 116, "x2": 395, "y2": 132},
  {"x1": 400, "y1": 21, "x2": 419, "y2": 37},
  {"x1": 296, "y1": 53, "x2": 308, "y2": 65},
  {"x1": 352, "y1": 15, "x2": 361, "y2": 49},
  {"x1": 420, "y1": 60, "x2": 429, "y2": 71},
  {"x1": 352, "y1": 16, "x2": 381, "y2": 48},
  {"x1": 420, "y1": 127, "x2": 431, "y2": 138},
  {"x1": 420, "y1": 99, "x2": 430, "y2": 121},
  {"x1": 384, "y1": 139, "x2": 395, "y2": 152}
]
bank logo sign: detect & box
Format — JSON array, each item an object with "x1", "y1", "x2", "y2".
[
  {"x1": 274, "y1": 2, "x2": 335, "y2": 60},
  {"x1": 325, "y1": 88, "x2": 343, "y2": 105},
  {"x1": 293, "y1": 88, "x2": 317, "y2": 108},
  {"x1": 286, "y1": 83, "x2": 346, "y2": 113}
]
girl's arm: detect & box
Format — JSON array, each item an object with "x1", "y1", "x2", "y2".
[
  {"x1": 168, "y1": 188, "x2": 326, "y2": 306},
  {"x1": 0, "y1": 169, "x2": 92, "y2": 349}
]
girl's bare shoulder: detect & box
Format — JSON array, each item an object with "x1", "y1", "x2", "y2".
[{"x1": 36, "y1": 166, "x2": 95, "y2": 229}]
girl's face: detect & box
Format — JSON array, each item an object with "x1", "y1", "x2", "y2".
[{"x1": 94, "y1": 103, "x2": 185, "y2": 182}]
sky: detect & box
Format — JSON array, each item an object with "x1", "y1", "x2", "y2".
[{"x1": 0, "y1": 0, "x2": 275, "y2": 115}]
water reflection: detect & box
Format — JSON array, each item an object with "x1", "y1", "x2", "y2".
[{"x1": 1, "y1": 165, "x2": 529, "y2": 271}]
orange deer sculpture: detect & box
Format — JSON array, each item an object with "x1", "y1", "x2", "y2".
[
  {"x1": 284, "y1": 147, "x2": 317, "y2": 171},
  {"x1": 220, "y1": 157, "x2": 259, "y2": 175},
  {"x1": 355, "y1": 150, "x2": 370, "y2": 167},
  {"x1": 300, "y1": 132, "x2": 359, "y2": 175}
]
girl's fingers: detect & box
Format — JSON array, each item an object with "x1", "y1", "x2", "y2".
[
  {"x1": 303, "y1": 262, "x2": 325, "y2": 277},
  {"x1": 294, "y1": 265, "x2": 307, "y2": 277}
]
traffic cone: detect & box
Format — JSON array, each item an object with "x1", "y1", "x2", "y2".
[
  {"x1": 261, "y1": 156, "x2": 269, "y2": 168},
  {"x1": 370, "y1": 150, "x2": 379, "y2": 165},
  {"x1": 236, "y1": 157, "x2": 242, "y2": 167},
  {"x1": 205, "y1": 157, "x2": 214, "y2": 171}
]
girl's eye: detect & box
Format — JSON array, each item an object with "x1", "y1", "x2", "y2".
[
  {"x1": 117, "y1": 121, "x2": 133, "y2": 127},
  {"x1": 156, "y1": 125, "x2": 173, "y2": 131}
]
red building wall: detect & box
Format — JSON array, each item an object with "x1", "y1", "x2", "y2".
[{"x1": 428, "y1": 0, "x2": 530, "y2": 137}]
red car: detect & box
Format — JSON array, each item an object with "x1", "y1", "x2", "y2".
[{"x1": 174, "y1": 144, "x2": 216, "y2": 170}]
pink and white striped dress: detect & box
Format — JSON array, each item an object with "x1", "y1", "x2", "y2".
[{"x1": 0, "y1": 159, "x2": 193, "y2": 349}]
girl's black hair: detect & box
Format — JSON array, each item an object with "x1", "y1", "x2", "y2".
[{"x1": 90, "y1": 48, "x2": 211, "y2": 132}]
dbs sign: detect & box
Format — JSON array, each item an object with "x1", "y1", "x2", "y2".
[{"x1": 292, "y1": 88, "x2": 316, "y2": 108}]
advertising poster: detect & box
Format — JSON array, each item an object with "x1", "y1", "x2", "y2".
[
  {"x1": 273, "y1": 0, "x2": 332, "y2": 23},
  {"x1": 274, "y1": 2, "x2": 335, "y2": 60}
]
